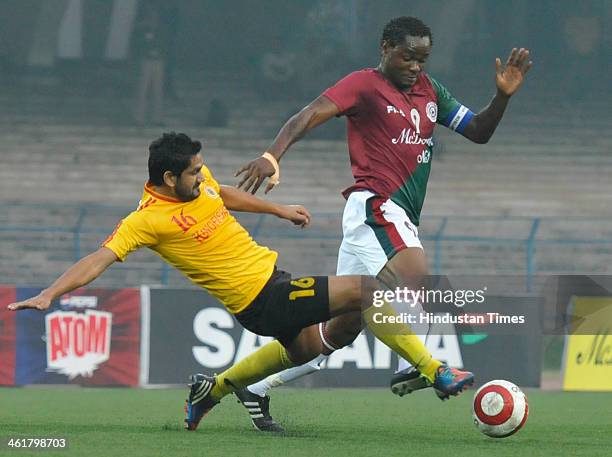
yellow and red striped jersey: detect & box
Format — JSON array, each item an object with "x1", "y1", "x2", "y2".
[{"x1": 103, "y1": 165, "x2": 277, "y2": 313}]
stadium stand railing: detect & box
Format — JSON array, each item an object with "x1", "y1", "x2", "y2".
[{"x1": 1, "y1": 203, "x2": 610, "y2": 291}]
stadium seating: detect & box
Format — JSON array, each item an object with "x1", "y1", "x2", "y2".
[{"x1": 1, "y1": 70, "x2": 611, "y2": 287}]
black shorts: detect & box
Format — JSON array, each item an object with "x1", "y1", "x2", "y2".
[{"x1": 235, "y1": 268, "x2": 331, "y2": 346}]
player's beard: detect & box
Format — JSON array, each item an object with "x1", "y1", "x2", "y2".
[{"x1": 176, "y1": 182, "x2": 200, "y2": 202}]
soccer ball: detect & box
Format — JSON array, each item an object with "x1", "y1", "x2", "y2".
[{"x1": 472, "y1": 380, "x2": 529, "y2": 438}]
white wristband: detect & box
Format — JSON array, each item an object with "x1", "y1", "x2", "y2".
[{"x1": 261, "y1": 152, "x2": 280, "y2": 185}]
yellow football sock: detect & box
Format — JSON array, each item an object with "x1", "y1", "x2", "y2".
[
  {"x1": 363, "y1": 301, "x2": 441, "y2": 382},
  {"x1": 210, "y1": 340, "x2": 295, "y2": 400}
]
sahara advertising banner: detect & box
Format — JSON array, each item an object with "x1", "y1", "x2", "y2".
[
  {"x1": 146, "y1": 288, "x2": 542, "y2": 387},
  {"x1": 12, "y1": 287, "x2": 141, "y2": 386}
]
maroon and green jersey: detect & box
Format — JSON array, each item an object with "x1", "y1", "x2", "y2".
[{"x1": 323, "y1": 69, "x2": 474, "y2": 226}]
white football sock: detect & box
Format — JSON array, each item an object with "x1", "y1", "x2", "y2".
[{"x1": 247, "y1": 354, "x2": 328, "y2": 397}]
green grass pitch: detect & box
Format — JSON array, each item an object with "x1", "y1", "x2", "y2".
[{"x1": 1, "y1": 387, "x2": 611, "y2": 457}]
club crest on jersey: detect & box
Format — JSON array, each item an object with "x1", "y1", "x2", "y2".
[
  {"x1": 205, "y1": 186, "x2": 218, "y2": 198},
  {"x1": 45, "y1": 310, "x2": 112, "y2": 379},
  {"x1": 426, "y1": 102, "x2": 437, "y2": 122}
]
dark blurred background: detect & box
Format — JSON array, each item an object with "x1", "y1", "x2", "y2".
[{"x1": 1, "y1": 0, "x2": 609, "y2": 106}]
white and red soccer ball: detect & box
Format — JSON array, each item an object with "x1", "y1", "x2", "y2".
[{"x1": 472, "y1": 380, "x2": 529, "y2": 438}]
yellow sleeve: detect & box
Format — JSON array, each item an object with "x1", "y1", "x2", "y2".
[
  {"x1": 102, "y1": 211, "x2": 158, "y2": 262},
  {"x1": 203, "y1": 166, "x2": 221, "y2": 193}
]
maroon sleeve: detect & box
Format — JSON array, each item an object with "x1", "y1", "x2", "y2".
[{"x1": 322, "y1": 70, "x2": 369, "y2": 117}]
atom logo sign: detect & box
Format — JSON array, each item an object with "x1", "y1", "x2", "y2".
[{"x1": 45, "y1": 310, "x2": 112, "y2": 379}]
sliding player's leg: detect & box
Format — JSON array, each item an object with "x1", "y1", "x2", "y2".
[
  {"x1": 253, "y1": 312, "x2": 363, "y2": 390},
  {"x1": 185, "y1": 322, "x2": 327, "y2": 431},
  {"x1": 243, "y1": 314, "x2": 360, "y2": 398},
  {"x1": 235, "y1": 313, "x2": 362, "y2": 432},
  {"x1": 184, "y1": 274, "x2": 380, "y2": 432},
  {"x1": 185, "y1": 271, "x2": 332, "y2": 431}
]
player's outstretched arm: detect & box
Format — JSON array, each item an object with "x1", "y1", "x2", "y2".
[
  {"x1": 7, "y1": 247, "x2": 118, "y2": 311},
  {"x1": 220, "y1": 185, "x2": 311, "y2": 227},
  {"x1": 235, "y1": 95, "x2": 340, "y2": 194},
  {"x1": 463, "y1": 47, "x2": 532, "y2": 144}
]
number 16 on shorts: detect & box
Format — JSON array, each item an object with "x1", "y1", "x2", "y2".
[{"x1": 289, "y1": 277, "x2": 316, "y2": 300}]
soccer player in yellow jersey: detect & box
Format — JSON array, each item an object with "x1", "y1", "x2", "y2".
[{"x1": 7, "y1": 132, "x2": 474, "y2": 432}]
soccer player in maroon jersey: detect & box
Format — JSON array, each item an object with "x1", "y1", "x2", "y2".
[{"x1": 233, "y1": 16, "x2": 532, "y2": 431}]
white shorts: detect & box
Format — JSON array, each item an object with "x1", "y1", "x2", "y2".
[
  {"x1": 336, "y1": 191, "x2": 428, "y2": 371},
  {"x1": 336, "y1": 191, "x2": 423, "y2": 277}
]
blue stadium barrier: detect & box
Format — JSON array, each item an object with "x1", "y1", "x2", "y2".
[{"x1": 1, "y1": 203, "x2": 611, "y2": 288}]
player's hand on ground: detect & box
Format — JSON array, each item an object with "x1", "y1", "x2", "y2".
[
  {"x1": 7, "y1": 293, "x2": 52, "y2": 311},
  {"x1": 235, "y1": 157, "x2": 277, "y2": 194},
  {"x1": 277, "y1": 205, "x2": 311, "y2": 228},
  {"x1": 495, "y1": 48, "x2": 532, "y2": 97}
]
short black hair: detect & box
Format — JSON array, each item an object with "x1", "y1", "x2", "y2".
[
  {"x1": 380, "y1": 16, "x2": 432, "y2": 48},
  {"x1": 148, "y1": 132, "x2": 202, "y2": 185}
]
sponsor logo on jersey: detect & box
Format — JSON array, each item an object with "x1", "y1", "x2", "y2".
[
  {"x1": 387, "y1": 105, "x2": 406, "y2": 117},
  {"x1": 192, "y1": 206, "x2": 229, "y2": 243},
  {"x1": 391, "y1": 128, "x2": 433, "y2": 147},
  {"x1": 45, "y1": 310, "x2": 112, "y2": 379},
  {"x1": 417, "y1": 149, "x2": 432, "y2": 164}
]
